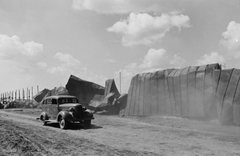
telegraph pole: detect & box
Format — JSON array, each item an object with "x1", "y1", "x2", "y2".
[
  {"x1": 37, "y1": 85, "x2": 39, "y2": 94},
  {"x1": 31, "y1": 86, "x2": 33, "y2": 100},
  {"x1": 119, "y1": 72, "x2": 121, "y2": 94}
]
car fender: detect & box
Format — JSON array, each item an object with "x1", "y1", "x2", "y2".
[
  {"x1": 83, "y1": 111, "x2": 94, "y2": 119},
  {"x1": 57, "y1": 111, "x2": 74, "y2": 122},
  {"x1": 40, "y1": 112, "x2": 48, "y2": 121}
]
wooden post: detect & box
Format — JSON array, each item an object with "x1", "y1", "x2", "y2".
[
  {"x1": 28, "y1": 88, "x2": 30, "y2": 100},
  {"x1": 120, "y1": 72, "x2": 122, "y2": 94},
  {"x1": 8, "y1": 92, "x2": 10, "y2": 102},
  {"x1": 23, "y1": 88, "x2": 25, "y2": 100},
  {"x1": 18, "y1": 89, "x2": 20, "y2": 100},
  {"x1": 27, "y1": 88, "x2": 28, "y2": 100},
  {"x1": 11, "y1": 91, "x2": 13, "y2": 101},
  {"x1": 28, "y1": 88, "x2": 29, "y2": 100},
  {"x1": 37, "y1": 85, "x2": 39, "y2": 94},
  {"x1": 15, "y1": 90, "x2": 17, "y2": 100},
  {"x1": 26, "y1": 88, "x2": 28, "y2": 100},
  {"x1": 31, "y1": 86, "x2": 33, "y2": 100}
]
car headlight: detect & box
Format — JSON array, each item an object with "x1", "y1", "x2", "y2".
[
  {"x1": 69, "y1": 107, "x2": 74, "y2": 112},
  {"x1": 85, "y1": 109, "x2": 93, "y2": 114}
]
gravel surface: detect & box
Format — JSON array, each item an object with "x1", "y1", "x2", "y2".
[{"x1": 0, "y1": 109, "x2": 240, "y2": 156}]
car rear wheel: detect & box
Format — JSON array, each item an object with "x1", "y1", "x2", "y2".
[
  {"x1": 84, "y1": 120, "x2": 91, "y2": 128},
  {"x1": 43, "y1": 120, "x2": 47, "y2": 126},
  {"x1": 41, "y1": 115, "x2": 47, "y2": 126},
  {"x1": 59, "y1": 118, "x2": 68, "y2": 129}
]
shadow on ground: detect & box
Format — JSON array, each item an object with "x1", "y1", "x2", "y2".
[{"x1": 44, "y1": 122, "x2": 103, "y2": 130}]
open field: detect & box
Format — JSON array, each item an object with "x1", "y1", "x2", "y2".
[{"x1": 0, "y1": 109, "x2": 240, "y2": 156}]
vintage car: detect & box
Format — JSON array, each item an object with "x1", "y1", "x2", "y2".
[{"x1": 39, "y1": 95, "x2": 94, "y2": 129}]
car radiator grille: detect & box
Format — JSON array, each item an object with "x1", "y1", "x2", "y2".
[{"x1": 74, "y1": 105, "x2": 83, "y2": 119}]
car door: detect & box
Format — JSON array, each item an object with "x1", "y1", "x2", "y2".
[
  {"x1": 46, "y1": 98, "x2": 52, "y2": 118},
  {"x1": 42, "y1": 99, "x2": 46, "y2": 112},
  {"x1": 51, "y1": 98, "x2": 59, "y2": 119}
]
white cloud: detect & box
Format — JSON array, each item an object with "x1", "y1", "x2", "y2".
[
  {"x1": 73, "y1": 0, "x2": 162, "y2": 14},
  {"x1": 105, "y1": 58, "x2": 117, "y2": 63},
  {"x1": 45, "y1": 52, "x2": 106, "y2": 87},
  {"x1": 21, "y1": 41, "x2": 43, "y2": 56},
  {"x1": 140, "y1": 48, "x2": 185, "y2": 70},
  {"x1": 47, "y1": 66, "x2": 71, "y2": 74},
  {"x1": 220, "y1": 21, "x2": 240, "y2": 58},
  {"x1": 0, "y1": 35, "x2": 43, "y2": 59},
  {"x1": 170, "y1": 14, "x2": 191, "y2": 30},
  {"x1": 0, "y1": 34, "x2": 44, "y2": 72},
  {"x1": 0, "y1": 35, "x2": 106, "y2": 93},
  {"x1": 115, "y1": 48, "x2": 185, "y2": 93},
  {"x1": 170, "y1": 54, "x2": 186, "y2": 67},
  {"x1": 38, "y1": 62, "x2": 48, "y2": 68},
  {"x1": 72, "y1": 0, "x2": 198, "y2": 14},
  {"x1": 107, "y1": 13, "x2": 190, "y2": 46},
  {"x1": 0, "y1": 34, "x2": 44, "y2": 92},
  {"x1": 54, "y1": 52, "x2": 81, "y2": 67},
  {"x1": 196, "y1": 52, "x2": 226, "y2": 66},
  {"x1": 47, "y1": 52, "x2": 81, "y2": 74},
  {"x1": 139, "y1": 48, "x2": 168, "y2": 68},
  {"x1": 221, "y1": 21, "x2": 240, "y2": 51}
]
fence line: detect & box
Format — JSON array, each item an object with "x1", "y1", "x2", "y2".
[{"x1": 0, "y1": 85, "x2": 39, "y2": 102}]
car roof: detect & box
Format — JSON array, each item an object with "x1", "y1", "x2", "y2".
[{"x1": 43, "y1": 95, "x2": 77, "y2": 100}]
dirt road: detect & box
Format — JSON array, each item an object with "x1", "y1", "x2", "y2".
[{"x1": 1, "y1": 109, "x2": 240, "y2": 156}]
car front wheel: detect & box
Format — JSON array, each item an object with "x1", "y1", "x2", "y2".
[
  {"x1": 59, "y1": 118, "x2": 68, "y2": 129},
  {"x1": 84, "y1": 120, "x2": 91, "y2": 128}
]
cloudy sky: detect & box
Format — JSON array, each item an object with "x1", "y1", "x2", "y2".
[{"x1": 0, "y1": 0, "x2": 240, "y2": 94}]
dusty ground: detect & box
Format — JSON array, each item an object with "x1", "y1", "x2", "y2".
[{"x1": 0, "y1": 109, "x2": 240, "y2": 156}]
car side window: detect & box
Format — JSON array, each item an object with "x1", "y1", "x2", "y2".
[
  {"x1": 72, "y1": 98, "x2": 78, "y2": 103},
  {"x1": 47, "y1": 99, "x2": 52, "y2": 104},
  {"x1": 58, "y1": 98, "x2": 65, "y2": 104},
  {"x1": 43, "y1": 100, "x2": 47, "y2": 104},
  {"x1": 52, "y1": 99, "x2": 57, "y2": 104}
]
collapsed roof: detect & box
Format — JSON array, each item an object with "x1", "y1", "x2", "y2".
[
  {"x1": 88, "y1": 79, "x2": 121, "y2": 109},
  {"x1": 33, "y1": 88, "x2": 50, "y2": 103},
  {"x1": 44, "y1": 86, "x2": 69, "y2": 97},
  {"x1": 65, "y1": 75, "x2": 105, "y2": 106},
  {"x1": 89, "y1": 79, "x2": 127, "y2": 114},
  {"x1": 89, "y1": 79, "x2": 119, "y2": 109},
  {"x1": 104, "y1": 79, "x2": 120, "y2": 97},
  {"x1": 90, "y1": 92, "x2": 116, "y2": 108}
]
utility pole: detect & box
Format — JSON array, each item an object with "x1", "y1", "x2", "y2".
[
  {"x1": 18, "y1": 89, "x2": 20, "y2": 100},
  {"x1": 26, "y1": 88, "x2": 28, "y2": 100},
  {"x1": 15, "y1": 90, "x2": 17, "y2": 100},
  {"x1": 223, "y1": 63, "x2": 226, "y2": 69},
  {"x1": 119, "y1": 72, "x2": 121, "y2": 94},
  {"x1": 12, "y1": 91, "x2": 14, "y2": 101},
  {"x1": 31, "y1": 86, "x2": 33, "y2": 100},
  {"x1": 37, "y1": 85, "x2": 39, "y2": 94},
  {"x1": 22, "y1": 88, "x2": 25, "y2": 100}
]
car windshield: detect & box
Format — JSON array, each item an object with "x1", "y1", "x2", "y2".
[{"x1": 58, "y1": 98, "x2": 79, "y2": 104}]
